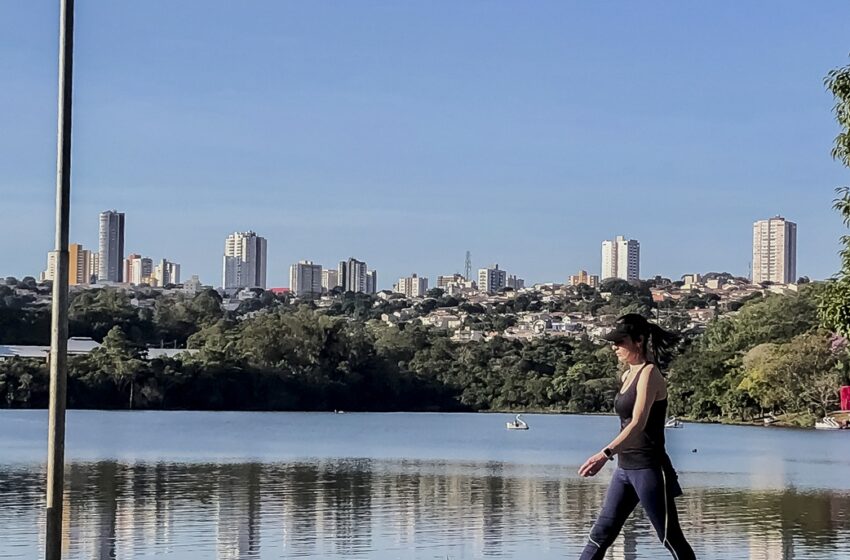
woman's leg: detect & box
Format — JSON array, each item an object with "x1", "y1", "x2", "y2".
[
  {"x1": 579, "y1": 468, "x2": 639, "y2": 560},
  {"x1": 628, "y1": 468, "x2": 696, "y2": 560}
]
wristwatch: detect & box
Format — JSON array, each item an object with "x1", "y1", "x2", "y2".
[{"x1": 602, "y1": 447, "x2": 615, "y2": 461}]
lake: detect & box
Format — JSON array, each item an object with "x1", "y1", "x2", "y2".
[{"x1": 1, "y1": 410, "x2": 849, "y2": 559}]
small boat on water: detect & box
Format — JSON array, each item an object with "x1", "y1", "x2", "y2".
[
  {"x1": 664, "y1": 416, "x2": 683, "y2": 429},
  {"x1": 506, "y1": 414, "x2": 529, "y2": 430},
  {"x1": 814, "y1": 409, "x2": 850, "y2": 430},
  {"x1": 815, "y1": 416, "x2": 843, "y2": 430}
]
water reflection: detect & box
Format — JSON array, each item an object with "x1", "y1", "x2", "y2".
[{"x1": 2, "y1": 459, "x2": 850, "y2": 559}]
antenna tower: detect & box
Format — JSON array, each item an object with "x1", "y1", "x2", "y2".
[{"x1": 464, "y1": 251, "x2": 472, "y2": 280}]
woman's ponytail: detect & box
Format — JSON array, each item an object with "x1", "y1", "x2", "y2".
[{"x1": 647, "y1": 322, "x2": 680, "y2": 369}]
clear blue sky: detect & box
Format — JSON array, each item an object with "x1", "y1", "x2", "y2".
[{"x1": 2, "y1": 2, "x2": 849, "y2": 288}]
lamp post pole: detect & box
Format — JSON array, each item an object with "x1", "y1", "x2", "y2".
[{"x1": 45, "y1": 1, "x2": 75, "y2": 558}]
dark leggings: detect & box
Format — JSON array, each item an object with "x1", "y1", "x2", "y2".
[{"x1": 579, "y1": 466, "x2": 696, "y2": 560}]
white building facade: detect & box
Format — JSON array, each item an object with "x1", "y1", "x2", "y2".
[
  {"x1": 154, "y1": 259, "x2": 181, "y2": 286},
  {"x1": 125, "y1": 254, "x2": 153, "y2": 285},
  {"x1": 289, "y1": 260, "x2": 323, "y2": 297},
  {"x1": 338, "y1": 258, "x2": 377, "y2": 294},
  {"x1": 752, "y1": 216, "x2": 797, "y2": 284},
  {"x1": 601, "y1": 235, "x2": 640, "y2": 281},
  {"x1": 437, "y1": 274, "x2": 465, "y2": 289},
  {"x1": 321, "y1": 269, "x2": 340, "y2": 292},
  {"x1": 222, "y1": 231, "x2": 267, "y2": 290},
  {"x1": 478, "y1": 265, "x2": 507, "y2": 294},
  {"x1": 395, "y1": 274, "x2": 429, "y2": 297}
]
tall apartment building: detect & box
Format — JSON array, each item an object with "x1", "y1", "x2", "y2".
[
  {"x1": 125, "y1": 254, "x2": 153, "y2": 285},
  {"x1": 478, "y1": 264, "x2": 507, "y2": 294},
  {"x1": 68, "y1": 243, "x2": 92, "y2": 286},
  {"x1": 569, "y1": 270, "x2": 600, "y2": 288},
  {"x1": 601, "y1": 235, "x2": 640, "y2": 281},
  {"x1": 90, "y1": 252, "x2": 100, "y2": 283},
  {"x1": 338, "y1": 258, "x2": 366, "y2": 293},
  {"x1": 366, "y1": 270, "x2": 378, "y2": 294},
  {"x1": 69, "y1": 243, "x2": 93, "y2": 285},
  {"x1": 321, "y1": 269, "x2": 339, "y2": 292},
  {"x1": 98, "y1": 210, "x2": 125, "y2": 282},
  {"x1": 395, "y1": 274, "x2": 428, "y2": 297},
  {"x1": 338, "y1": 258, "x2": 377, "y2": 293},
  {"x1": 154, "y1": 259, "x2": 181, "y2": 286},
  {"x1": 42, "y1": 251, "x2": 57, "y2": 282},
  {"x1": 43, "y1": 244, "x2": 93, "y2": 284},
  {"x1": 222, "y1": 231, "x2": 267, "y2": 290},
  {"x1": 752, "y1": 216, "x2": 797, "y2": 284},
  {"x1": 437, "y1": 274, "x2": 465, "y2": 289},
  {"x1": 289, "y1": 260, "x2": 323, "y2": 297},
  {"x1": 507, "y1": 275, "x2": 525, "y2": 290}
]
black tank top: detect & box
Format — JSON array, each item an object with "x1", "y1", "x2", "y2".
[{"x1": 613, "y1": 363, "x2": 670, "y2": 470}]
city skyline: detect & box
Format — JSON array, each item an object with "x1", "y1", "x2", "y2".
[
  {"x1": 3, "y1": 4, "x2": 849, "y2": 286},
  {"x1": 34, "y1": 209, "x2": 814, "y2": 290}
]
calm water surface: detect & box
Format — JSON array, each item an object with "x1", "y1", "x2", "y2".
[{"x1": 1, "y1": 410, "x2": 849, "y2": 559}]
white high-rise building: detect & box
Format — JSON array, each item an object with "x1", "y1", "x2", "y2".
[
  {"x1": 222, "y1": 231, "x2": 267, "y2": 290},
  {"x1": 41, "y1": 251, "x2": 58, "y2": 282},
  {"x1": 42, "y1": 246, "x2": 93, "y2": 285},
  {"x1": 154, "y1": 259, "x2": 181, "y2": 287},
  {"x1": 125, "y1": 254, "x2": 153, "y2": 285},
  {"x1": 289, "y1": 260, "x2": 323, "y2": 297},
  {"x1": 90, "y1": 252, "x2": 100, "y2": 283},
  {"x1": 437, "y1": 274, "x2": 465, "y2": 289},
  {"x1": 507, "y1": 275, "x2": 525, "y2": 290},
  {"x1": 321, "y1": 269, "x2": 339, "y2": 292},
  {"x1": 478, "y1": 265, "x2": 507, "y2": 294},
  {"x1": 601, "y1": 235, "x2": 640, "y2": 281},
  {"x1": 366, "y1": 270, "x2": 378, "y2": 294},
  {"x1": 752, "y1": 216, "x2": 797, "y2": 284},
  {"x1": 339, "y1": 258, "x2": 365, "y2": 293},
  {"x1": 99, "y1": 210, "x2": 125, "y2": 282},
  {"x1": 395, "y1": 274, "x2": 428, "y2": 297}
]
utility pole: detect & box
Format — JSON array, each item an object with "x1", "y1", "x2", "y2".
[{"x1": 46, "y1": 1, "x2": 75, "y2": 558}]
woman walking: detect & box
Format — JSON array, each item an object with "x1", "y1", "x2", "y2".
[{"x1": 577, "y1": 314, "x2": 695, "y2": 559}]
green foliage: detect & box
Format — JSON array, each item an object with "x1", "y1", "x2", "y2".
[
  {"x1": 0, "y1": 358, "x2": 48, "y2": 407},
  {"x1": 669, "y1": 285, "x2": 833, "y2": 421},
  {"x1": 826, "y1": 57, "x2": 850, "y2": 167},
  {"x1": 737, "y1": 331, "x2": 847, "y2": 416},
  {"x1": 819, "y1": 57, "x2": 850, "y2": 334},
  {"x1": 0, "y1": 273, "x2": 844, "y2": 423}
]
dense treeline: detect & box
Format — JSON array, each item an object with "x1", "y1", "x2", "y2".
[
  {"x1": 0, "y1": 288, "x2": 619, "y2": 412},
  {"x1": 667, "y1": 284, "x2": 850, "y2": 424},
  {"x1": 2, "y1": 278, "x2": 849, "y2": 426}
]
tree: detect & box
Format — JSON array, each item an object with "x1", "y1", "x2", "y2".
[
  {"x1": 738, "y1": 343, "x2": 785, "y2": 412},
  {"x1": 87, "y1": 326, "x2": 146, "y2": 409},
  {"x1": 826, "y1": 57, "x2": 850, "y2": 168},
  {"x1": 426, "y1": 288, "x2": 445, "y2": 299},
  {"x1": 819, "y1": 57, "x2": 850, "y2": 334}
]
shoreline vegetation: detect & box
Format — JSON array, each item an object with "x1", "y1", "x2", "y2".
[{"x1": 0, "y1": 277, "x2": 847, "y2": 429}]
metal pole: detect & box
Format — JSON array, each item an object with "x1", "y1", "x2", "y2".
[{"x1": 46, "y1": 1, "x2": 74, "y2": 558}]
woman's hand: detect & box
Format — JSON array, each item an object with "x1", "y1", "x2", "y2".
[{"x1": 578, "y1": 451, "x2": 610, "y2": 477}]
